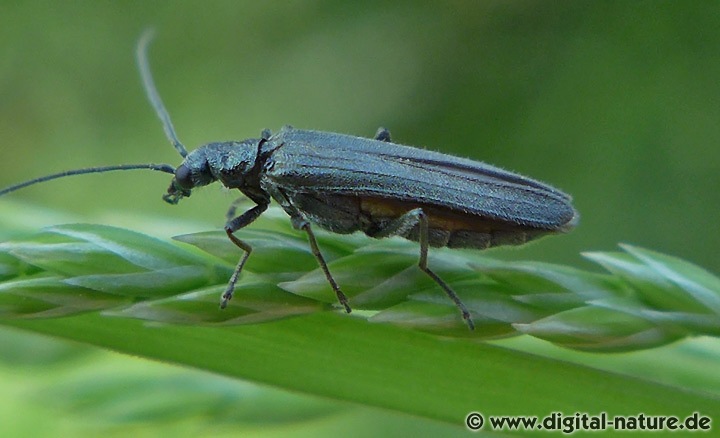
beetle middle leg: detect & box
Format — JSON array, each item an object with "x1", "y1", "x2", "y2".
[
  {"x1": 290, "y1": 215, "x2": 352, "y2": 314},
  {"x1": 374, "y1": 127, "x2": 392, "y2": 142},
  {"x1": 220, "y1": 201, "x2": 269, "y2": 308},
  {"x1": 368, "y1": 208, "x2": 475, "y2": 330},
  {"x1": 225, "y1": 197, "x2": 248, "y2": 222}
]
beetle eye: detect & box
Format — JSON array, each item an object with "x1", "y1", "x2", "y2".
[{"x1": 174, "y1": 164, "x2": 193, "y2": 189}]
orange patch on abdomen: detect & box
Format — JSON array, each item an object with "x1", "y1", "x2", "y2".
[{"x1": 359, "y1": 196, "x2": 512, "y2": 233}]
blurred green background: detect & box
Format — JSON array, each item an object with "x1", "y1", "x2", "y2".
[{"x1": 1, "y1": 1, "x2": 719, "y2": 435}]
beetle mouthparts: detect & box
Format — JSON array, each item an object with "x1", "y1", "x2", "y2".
[{"x1": 163, "y1": 183, "x2": 190, "y2": 205}]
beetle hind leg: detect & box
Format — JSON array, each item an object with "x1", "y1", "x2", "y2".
[{"x1": 368, "y1": 208, "x2": 475, "y2": 330}]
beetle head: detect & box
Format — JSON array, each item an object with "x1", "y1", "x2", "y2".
[{"x1": 163, "y1": 140, "x2": 260, "y2": 204}]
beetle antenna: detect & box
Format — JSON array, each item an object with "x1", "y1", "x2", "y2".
[
  {"x1": 136, "y1": 29, "x2": 188, "y2": 158},
  {"x1": 0, "y1": 164, "x2": 176, "y2": 197}
]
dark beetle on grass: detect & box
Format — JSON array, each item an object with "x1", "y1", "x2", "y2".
[{"x1": 0, "y1": 32, "x2": 578, "y2": 329}]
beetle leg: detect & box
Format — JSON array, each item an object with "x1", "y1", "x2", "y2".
[
  {"x1": 267, "y1": 186, "x2": 352, "y2": 314},
  {"x1": 220, "y1": 201, "x2": 269, "y2": 308},
  {"x1": 225, "y1": 197, "x2": 247, "y2": 222},
  {"x1": 290, "y1": 215, "x2": 351, "y2": 314},
  {"x1": 369, "y1": 208, "x2": 475, "y2": 330},
  {"x1": 374, "y1": 127, "x2": 392, "y2": 142}
]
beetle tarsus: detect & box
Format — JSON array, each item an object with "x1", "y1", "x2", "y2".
[
  {"x1": 220, "y1": 292, "x2": 231, "y2": 309},
  {"x1": 374, "y1": 127, "x2": 392, "y2": 142},
  {"x1": 336, "y1": 289, "x2": 352, "y2": 314}
]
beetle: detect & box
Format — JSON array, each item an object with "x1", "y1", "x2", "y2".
[{"x1": 0, "y1": 32, "x2": 578, "y2": 330}]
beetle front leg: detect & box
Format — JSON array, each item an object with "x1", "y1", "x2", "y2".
[{"x1": 220, "y1": 201, "x2": 269, "y2": 308}]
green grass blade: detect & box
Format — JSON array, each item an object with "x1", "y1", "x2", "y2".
[
  {"x1": 4, "y1": 313, "x2": 718, "y2": 425},
  {"x1": 2, "y1": 207, "x2": 720, "y2": 425},
  {"x1": 1, "y1": 208, "x2": 720, "y2": 349}
]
